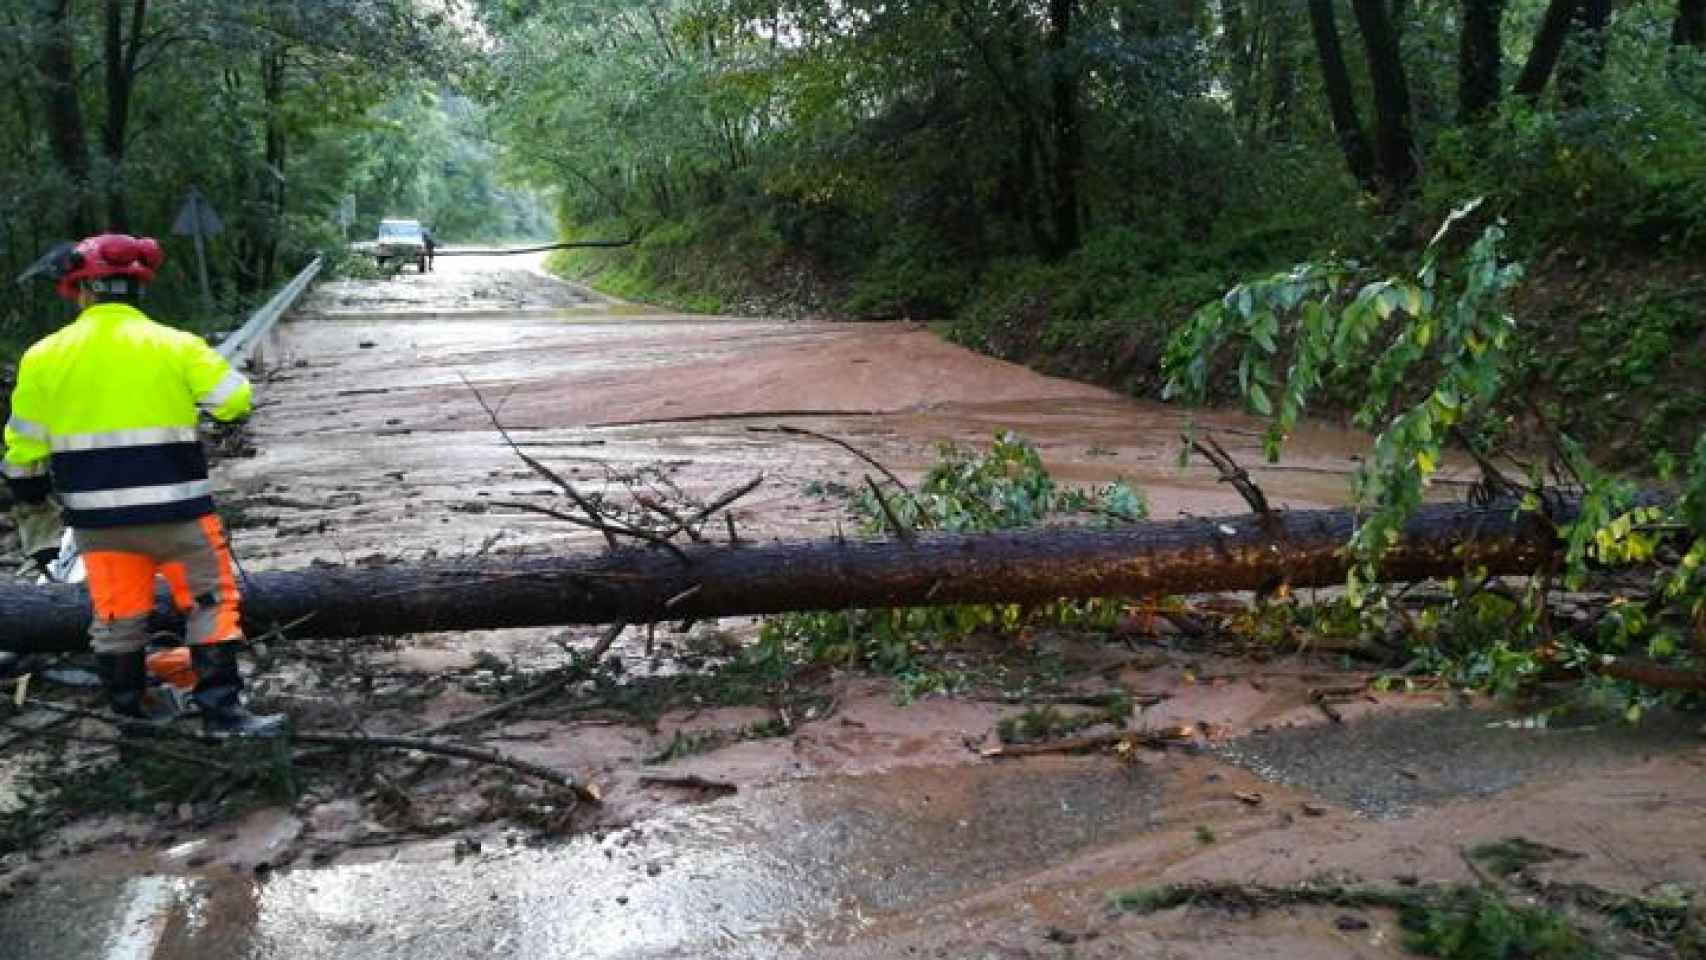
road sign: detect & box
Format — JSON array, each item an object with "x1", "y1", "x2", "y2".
[
  {"x1": 172, "y1": 187, "x2": 223, "y2": 236},
  {"x1": 172, "y1": 187, "x2": 221, "y2": 311}
]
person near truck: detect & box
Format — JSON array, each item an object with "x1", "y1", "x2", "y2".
[
  {"x1": 422, "y1": 227, "x2": 437, "y2": 272},
  {"x1": 3, "y1": 233, "x2": 286, "y2": 736}
]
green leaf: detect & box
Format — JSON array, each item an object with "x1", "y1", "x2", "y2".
[
  {"x1": 1249, "y1": 383, "x2": 1272, "y2": 416},
  {"x1": 1404, "y1": 285, "x2": 1424, "y2": 316}
]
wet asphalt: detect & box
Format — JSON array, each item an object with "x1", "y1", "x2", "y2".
[
  {"x1": 4, "y1": 707, "x2": 1702, "y2": 959},
  {"x1": 2, "y1": 258, "x2": 1693, "y2": 959}
]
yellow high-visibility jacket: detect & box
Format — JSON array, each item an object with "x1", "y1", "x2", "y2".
[{"x1": 3, "y1": 302, "x2": 251, "y2": 528}]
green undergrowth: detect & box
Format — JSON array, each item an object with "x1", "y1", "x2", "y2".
[
  {"x1": 1112, "y1": 881, "x2": 1601, "y2": 959},
  {"x1": 644, "y1": 715, "x2": 792, "y2": 764},
  {"x1": 749, "y1": 433, "x2": 1145, "y2": 679},
  {"x1": 996, "y1": 696, "x2": 1134, "y2": 744},
  {"x1": 547, "y1": 210, "x2": 831, "y2": 316},
  {"x1": 1113, "y1": 834, "x2": 1706, "y2": 960}
]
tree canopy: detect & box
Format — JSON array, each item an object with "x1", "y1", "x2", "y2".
[{"x1": 1, "y1": 0, "x2": 548, "y2": 348}]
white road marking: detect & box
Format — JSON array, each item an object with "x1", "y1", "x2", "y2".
[{"x1": 103, "y1": 876, "x2": 179, "y2": 960}]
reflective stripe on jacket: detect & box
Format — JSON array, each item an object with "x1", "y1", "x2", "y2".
[{"x1": 2, "y1": 303, "x2": 251, "y2": 528}]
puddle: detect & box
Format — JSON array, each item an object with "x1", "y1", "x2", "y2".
[
  {"x1": 0, "y1": 761, "x2": 1162, "y2": 960},
  {"x1": 1217, "y1": 706, "x2": 1703, "y2": 819}
]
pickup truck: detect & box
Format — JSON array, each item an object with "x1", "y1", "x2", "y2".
[{"x1": 354, "y1": 219, "x2": 430, "y2": 272}]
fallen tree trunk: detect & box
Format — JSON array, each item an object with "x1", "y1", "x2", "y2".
[{"x1": 0, "y1": 499, "x2": 1585, "y2": 655}]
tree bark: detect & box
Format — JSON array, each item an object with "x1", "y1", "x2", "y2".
[
  {"x1": 1350, "y1": 0, "x2": 1419, "y2": 194},
  {"x1": 1044, "y1": 0, "x2": 1082, "y2": 257},
  {"x1": 1677, "y1": 0, "x2": 1705, "y2": 47},
  {"x1": 1514, "y1": 0, "x2": 1579, "y2": 99},
  {"x1": 1557, "y1": 0, "x2": 1611, "y2": 107},
  {"x1": 1222, "y1": 0, "x2": 1260, "y2": 129},
  {"x1": 0, "y1": 499, "x2": 1593, "y2": 654},
  {"x1": 36, "y1": 0, "x2": 96, "y2": 235},
  {"x1": 1458, "y1": 0, "x2": 1505, "y2": 123},
  {"x1": 259, "y1": 45, "x2": 287, "y2": 291},
  {"x1": 102, "y1": 0, "x2": 147, "y2": 232},
  {"x1": 1307, "y1": 0, "x2": 1377, "y2": 189},
  {"x1": 1265, "y1": 13, "x2": 1301, "y2": 141}
]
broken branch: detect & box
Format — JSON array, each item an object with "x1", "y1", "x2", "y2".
[
  {"x1": 1186, "y1": 434, "x2": 1271, "y2": 516},
  {"x1": 413, "y1": 622, "x2": 628, "y2": 737},
  {"x1": 750, "y1": 425, "x2": 913, "y2": 495}
]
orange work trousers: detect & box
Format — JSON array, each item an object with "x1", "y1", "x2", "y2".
[{"x1": 75, "y1": 515, "x2": 243, "y2": 658}]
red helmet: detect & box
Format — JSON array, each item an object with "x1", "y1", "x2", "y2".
[{"x1": 54, "y1": 233, "x2": 165, "y2": 301}]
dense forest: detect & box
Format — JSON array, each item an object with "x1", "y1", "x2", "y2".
[
  {"x1": 8, "y1": 0, "x2": 1701, "y2": 456},
  {"x1": 0, "y1": 0, "x2": 549, "y2": 353},
  {"x1": 479, "y1": 0, "x2": 1704, "y2": 462}
]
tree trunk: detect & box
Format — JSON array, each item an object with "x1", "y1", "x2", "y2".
[
  {"x1": 1265, "y1": 13, "x2": 1301, "y2": 141},
  {"x1": 1223, "y1": 0, "x2": 1260, "y2": 129},
  {"x1": 102, "y1": 0, "x2": 147, "y2": 232},
  {"x1": 1514, "y1": 0, "x2": 1579, "y2": 98},
  {"x1": 1000, "y1": 3, "x2": 1050, "y2": 256},
  {"x1": 1044, "y1": 0, "x2": 1082, "y2": 257},
  {"x1": 0, "y1": 499, "x2": 1594, "y2": 654},
  {"x1": 1677, "y1": 0, "x2": 1705, "y2": 47},
  {"x1": 259, "y1": 45, "x2": 286, "y2": 291},
  {"x1": 1307, "y1": 0, "x2": 1377, "y2": 189},
  {"x1": 1350, "y1": 0, "x2": 1419, "y2": 194},
  {"x1": 1557, "y1": 0, "x2": 1611, "y2": 107},
  {"x1": 1458, "y1": 0, "x2": 1505, "y2": 122},
  {"x1": 36, "y1": 0, "x2": 96, "y2": 235}
]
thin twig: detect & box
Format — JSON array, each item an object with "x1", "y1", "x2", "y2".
[
  {"x1": 1, "y1": 719, "x2": 238, "y2": 774},
  {"x1": 751, "y1": 425, "x2": 913, "y2": 494},
  {"x1": 980, "y1": 730, "x2": 1185, "y2": 758},
  {"x1": 637, "y1": 773, "x2": 737, "y2": 794},
  {"x1": 0, "y1": 708, "x2": 76, "y2": 754},
  {"x1": 635, "y1": 495, "x2": 706, "y2": 543},
  {"x1": 461, "y1": 373, "x2": 621, "y2": 551},
  {"x1": 674, "y1": 475, "x2": 765, "y2": 535},
  {"x1": 22, "y1": 697, "x2": 599, "y2": 802},
  {"x1": 865, "y1": 475, "x2": 916, "y2": 546},
  {"x1": 412, "y1": 622, "x2": 627, "y2": 738},
  {"x1": 290, "y1": 733, "x2": 599, "y2": 802},
  {"x1": 665, "y1": 585, "x2": 703, "y2": 609},
  {"x1": 491, "y1": 501, "x2": 691, "y2": 565}
]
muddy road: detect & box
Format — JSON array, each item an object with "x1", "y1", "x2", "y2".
[
  {"x1": 3, "y1": 257, "x2": 1703, "y2": 960},
  {"x1": 218, "y1": 252, "x2": 1433, "y2": 571}
]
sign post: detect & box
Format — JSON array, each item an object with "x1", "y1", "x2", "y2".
[
  {"x1": 336, "y1": 194, "x2": 356, "y2": 241},
  {"x1": 172, "y1": 187, "x2": 224, "y2": 312}
]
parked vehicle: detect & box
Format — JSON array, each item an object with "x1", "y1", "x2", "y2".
[{"x1": 354, "y1": 219, "x2": 429, "y2": 272}]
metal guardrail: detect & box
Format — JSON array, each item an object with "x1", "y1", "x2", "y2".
[{"x1": 216, "y1": 254, "x2": 324, "y2": 363}]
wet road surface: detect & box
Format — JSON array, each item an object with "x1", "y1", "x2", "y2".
[
  {"x1": 217, "y1": 253, "x2": 1465, "y2": 570},
  {"x1": 5, "y1": 258, "x2": 1702, "y2": 959},
  {"x1": 8, "y1": 707, "x2": 1706, "y2": 959}
]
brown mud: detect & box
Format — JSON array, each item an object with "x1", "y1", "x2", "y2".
[{"x1": 2, "y1": 256, "x2": 1700, "y2": 959}]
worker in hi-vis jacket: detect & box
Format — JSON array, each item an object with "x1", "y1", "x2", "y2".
[{"x1": 4, "y1": 233, "x2": 285, "y2": 737}]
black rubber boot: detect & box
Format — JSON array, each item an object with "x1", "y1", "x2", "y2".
[
  {"x1": 190, "y1": 644, "x2": 287, "y2": 738},
  {"x1": 94, "y1": 651, "x2": 172, "y2": 736}
]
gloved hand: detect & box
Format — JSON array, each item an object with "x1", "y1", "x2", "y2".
[{"x1": 12, "y1": 499, "x2": 64, "y2": 566}]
